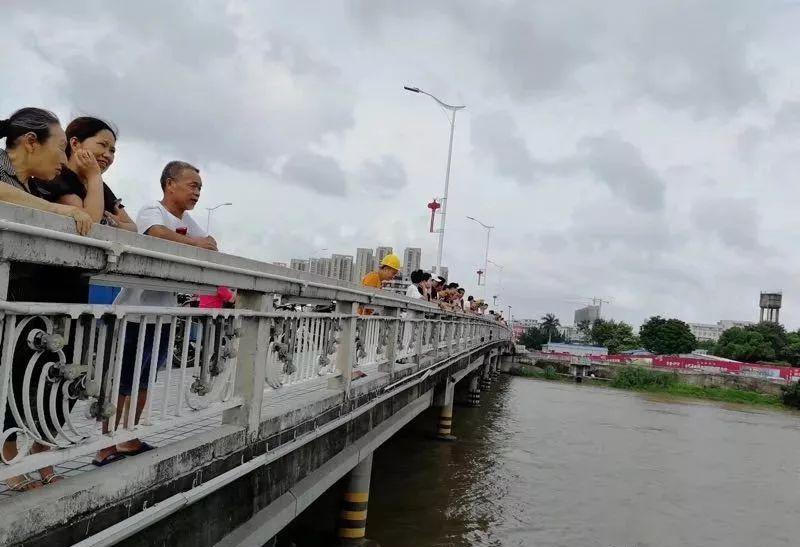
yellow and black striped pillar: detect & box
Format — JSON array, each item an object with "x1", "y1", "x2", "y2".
[
  {"x1": 468, "y1": 374, "x2": 481, "y2": 407},
  {"x1": 437, "y1": 403, "x2": 457, "y2": 441},
  {"x1": 338, "y1": 454, "x2": 374, "y2": 545}
]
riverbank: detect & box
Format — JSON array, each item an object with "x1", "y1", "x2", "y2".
[{"x1": 509, "y1": 365, "x2": 784, "y2": 408}]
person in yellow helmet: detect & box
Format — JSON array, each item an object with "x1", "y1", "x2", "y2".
[{"x1": 362, "y1": 253, "x2": 402, "y2": 289}]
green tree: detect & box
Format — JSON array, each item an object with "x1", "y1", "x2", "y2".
[
  {"x1": 694, "y1": 339, "x2": 716, "y2": 352},
  {"x1": 539, "y1": 313, "x2": 561, "y2": 341},
  {"x1": 639, "y1": 316, "x2": 697, "y2": 355},
  {"x1": 783, "y1": 332, "x2": 800, "y2": 365},
  {"x1": 714, "y1": 327, "x2": 775, "y2": 362},
  {"x1": 576, "y1": 320, "x2": 593, "y2": 338},
  {"x1": 519, "y1": 326, "x2": 563, "y2": 350},
  {"x1": 710, "y1": 322, "x2": 800, "y2": 364},
  {"x1": 589, "y1": 319, "x2": 640, "y2": 354}
]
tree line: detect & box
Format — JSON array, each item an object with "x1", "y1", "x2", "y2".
[
  {"x1": 520, "y1": 313, "x2": 800, "y2": 365},
  {"x1": 519, "y1": 314, "x2": 698, "y2": 354}
]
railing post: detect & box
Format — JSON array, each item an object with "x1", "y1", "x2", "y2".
[
  {"x1": 414, "y1": 316, "x2": 424, "y2": 369},
  {"x1": 381, "y1": 308, "x2": 399, "y2": 375},
  {"x1": 446, "y1": 321, "x2": 454, "y2": 357},
  {"x1": 0, "y1": 260, "x2": 9, "y2": 301},
  {"x1": 331, "y1": 301, "x2": 358, "y2": 395},
  {"x1": 222, "y1": 291, "x2": 271, "y2": 437}
]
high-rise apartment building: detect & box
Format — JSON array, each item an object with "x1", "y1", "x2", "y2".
[
  {"x1": 402, "y1": 247, "x2": 422, "y2": 281},
  {"x1": 308, "y1": 257, "x2": 332, "y2": 278},
  {"x1": 353, "y1": 248, "x2": 374, "y2": 283},
  {"x1": 574, "y1": 305, "x2": 601, "y2": 325},
  {"x1": 375, "y1": 246, "x2": 393, "y2": 269},
  {"x1": 330, "y1": 254, "x2": 354, "y2": 282},
  {"x1": 289, "y1": 258, "x2": 308, "y2": 272}
]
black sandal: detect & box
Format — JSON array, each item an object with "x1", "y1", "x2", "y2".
[
  {"x1": 117, "y1": 442, "x2": 155, "y2": 456},
  {"x1": 91, "y1": 452, "x2": 126, "y2": 467}
]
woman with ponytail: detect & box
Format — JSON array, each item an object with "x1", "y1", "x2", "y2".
[
  {"x1": 0, "y1": 109, "x2": 94, "y2": 491},
  {"x1": 0, "y1": 108, "x2": 91, "y2": 234}
]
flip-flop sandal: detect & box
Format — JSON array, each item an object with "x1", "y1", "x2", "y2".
[
  {"x1": 40, "y1": 472, "x2": 64, "y2": 485},
  {"x1": 5, "y1": 474, "x2": 42, "y2": 492},
  {"x1": 92, "y1": 452, "x2": 126, "y2": 467},
  {"x1": 117, "y1": 442, "x2": 155, "y2": 456}
]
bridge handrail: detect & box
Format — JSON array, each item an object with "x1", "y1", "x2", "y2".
[{"x1": 0, "y1": 203, "x2": 511, "y2": 481}]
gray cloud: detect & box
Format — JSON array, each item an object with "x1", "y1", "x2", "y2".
[
  {"x1": 577, "y1": 133, "x2": 666, "y2": 212},
  {"x1": 281, "y1": 152, "x2": 348, "y2": 197},
  {"x1": 471, "y1": 111, "x2": 539, "y2": 185},
  {"x1": 5, "y1": 0, "x2": 799, "y2": 328},
  {"x1": 691, "y1": 197, "x2": 764, "y2": 253},
  {"x1": 10, "y1": 1, "x2": 355, "y2": 193},
  {"x1": 357, "y1": 156, "x2": 408, "y2": 197},
  {"x1": 620, "y1": 0, "x2": 766, "y2": 116}
]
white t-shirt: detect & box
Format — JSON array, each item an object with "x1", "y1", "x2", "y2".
[
  {"x1": 405, "y1": 284, "x2": 424, "y2": 299},
  {"x1": 114, "y1": 201, "x2": 207, "y2": 309}
]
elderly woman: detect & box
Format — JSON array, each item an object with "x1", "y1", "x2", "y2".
[
  {"x1": 0, "y1": 108, "x2": 94, "y2": 491},
  {"x1": 0, "y1": 108, "x2": 91, "y2": 232}
]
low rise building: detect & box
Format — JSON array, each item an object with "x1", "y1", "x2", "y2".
[
  {"x1": 689, "y1": 319, "x2": 756, "y2": 342},
  {"x1": 542, "y1": 342, "x2": 608, "y2": 356}
]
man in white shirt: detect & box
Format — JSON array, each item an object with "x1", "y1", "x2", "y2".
[{"x1": 95, "y1": 161, "x2": 218, "y2": 466}]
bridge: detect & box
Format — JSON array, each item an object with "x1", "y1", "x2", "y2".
[{"x1": 0, "y1": 204, "x2": 512, "y2": 546}]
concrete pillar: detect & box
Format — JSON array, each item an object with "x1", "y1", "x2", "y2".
[
  {"x1": 434, "y1": 379, "x2": 457, "y2": 441},
  {"x1": 338, "y1": 454, "x2": 378, "y2": 546},
  {"x1": 468, "y1": 374, "x2": 480, "y2": 407},
  {"x1": 492, "y1": 354, "x2": 501, "y2": 378},
  {"x1": 479, "y1": 365, "x2": 492, "y2": 391}
]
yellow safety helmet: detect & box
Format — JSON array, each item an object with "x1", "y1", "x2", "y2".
[{"x1": 380, "y1": 253, "x2": 402, "y2": 271}]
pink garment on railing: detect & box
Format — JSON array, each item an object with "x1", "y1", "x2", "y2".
[{"x1": 198, "y1": 287, "x2": 235, "y2": 308}]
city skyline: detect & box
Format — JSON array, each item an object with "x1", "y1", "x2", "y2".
[{"x1": 289, "y1": 245, "x2": 450, "y2": 285}]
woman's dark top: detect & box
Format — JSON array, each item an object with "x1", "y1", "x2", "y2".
[
  {"x1": 33, "y1": 166, "x2": 122, "y2": 223},
  {"x1": 0, "y1": 154, "x2": 90, "y2": 303}
]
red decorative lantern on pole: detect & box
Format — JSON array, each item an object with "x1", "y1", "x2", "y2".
[{"x1": 427, "y1": 199, "x2": 441, "y2": 233}]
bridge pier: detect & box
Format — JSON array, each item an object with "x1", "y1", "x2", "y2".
[
  {"x1": 338, "y1": 454, "x2": 379, "y2": 546},
  {"x1": 433, "y1": 378, "x2": 457, "y2": 441},
  {"x1": 468, "y1": 374, "x2": 481, "y2": 407},
  {"x1": 480, "y1": 364, "x2": 492, "y2": 391}
]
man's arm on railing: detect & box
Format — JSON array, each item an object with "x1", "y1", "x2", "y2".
[
  {"x1": 144, "y1": 225, "x2": 218, "y2": 251},
  {"x1": 0, "y1": 184, "x2": 92, "y2": 235}
]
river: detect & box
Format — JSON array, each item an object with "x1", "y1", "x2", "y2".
[{"x1": 277, "y1": 376, "x2": 800, "y2": 546}]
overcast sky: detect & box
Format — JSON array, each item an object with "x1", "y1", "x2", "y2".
[{"x1": 5, "y1": 1, "x2": 800, "y2": 328}]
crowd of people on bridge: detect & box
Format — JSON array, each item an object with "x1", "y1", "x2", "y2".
[
  {"x1": 360, "y1": 254, "x2": 508, "y2": 324},
  {"x1": 0, "y1": 106, "x2": 506, "y2": 492}
]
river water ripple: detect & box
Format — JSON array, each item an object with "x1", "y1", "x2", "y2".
[{"x1": 367, "y1": 376, "x2": 800, "y2": 547}]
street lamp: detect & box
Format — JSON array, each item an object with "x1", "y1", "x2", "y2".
[
  {"x1": 404, "y1": 85, "x2": 465, "y2": 276},
  {"x1": 205, "y1": 202, "x2": 233, "y2": 232},
  {"x1": 466, "y1": 216, "x2": 494, "y2": 298}
]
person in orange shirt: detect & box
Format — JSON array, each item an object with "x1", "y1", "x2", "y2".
[
  {"x1": 360, "y1": 253, "x2": 402, "y2": 315},
  {"x1": 362, "y1": 253, "x2": 401, "y2": 288}
]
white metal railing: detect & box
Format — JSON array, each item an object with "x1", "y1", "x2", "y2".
[{"x1": 0, "y1": 205, "x2": 511, "y2": 481}]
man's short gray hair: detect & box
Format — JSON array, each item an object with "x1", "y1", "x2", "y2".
[{"x1": 160, "y1": 161, "x2": 199, "y2": 190}]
